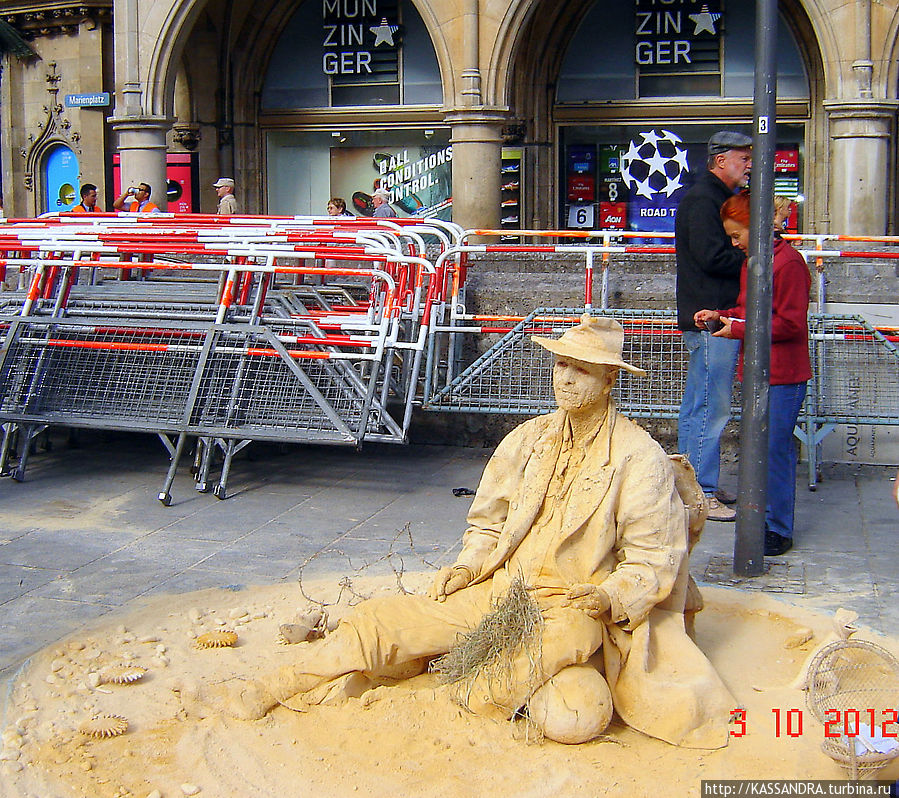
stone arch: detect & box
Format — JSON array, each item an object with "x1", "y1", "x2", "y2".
[
  {"x1": 486, "y1": 0, "x2": 539, "y2": 109},
  {"x1": 406, "y1": 0, "x2": 454, "y2": 106},
  {"x1": 131, "y1": 0, "x2": 458, "y2": 128},
  {"x1": 491, "y1": 0, "x2": 829, "y2": 112},
  {"x1": 25, "y1": 139, "x2": 78, "y2": 215},
  {"x1": 239, "y1": 0, "x2": 454, "y2": 108},
  {"x1": 141, "y1": 0, "x2": 203, "y2": 117},
  {"x1": 783, "y1": 0, "x2": 840, "y2": 99},
  {"x1": 881, "y1": 5, "x2": 899, "y2": 99}
]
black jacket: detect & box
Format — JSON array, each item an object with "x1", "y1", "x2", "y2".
[{"x1": 674, "y1": 170, "x2": 744, "y2": 331}]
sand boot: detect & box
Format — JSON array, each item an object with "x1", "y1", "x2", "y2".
[{"x1": 527, "y1": 663, "x2": 613, "y2": 744}]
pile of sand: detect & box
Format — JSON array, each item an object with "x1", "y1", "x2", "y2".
[{"x1": 2, "y1": 575, "x2": 898, "y2": 798}]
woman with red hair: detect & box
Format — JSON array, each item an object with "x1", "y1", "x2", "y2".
[{"x1": 694, "y1": 191, "x2": 811, "y2": 556}]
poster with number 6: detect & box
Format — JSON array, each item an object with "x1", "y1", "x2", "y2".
[{"x1": 567, "y1": 204, "x2": 595, "y2": 229}]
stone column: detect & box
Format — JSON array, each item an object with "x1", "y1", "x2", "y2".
[
  {"x1": 824, "y1": 101, "x2": 897, "y2": 234},
  {"x1": 107, "y1": 116, "x2": 171, "y2": 210},
  {"x1": 445, "y1": 110, "x2": 507, "y2": 232}
]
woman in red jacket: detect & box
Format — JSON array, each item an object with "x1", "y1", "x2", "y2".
[{"x1": 694, "y1": 191, "x2": 811, "y2": 556}]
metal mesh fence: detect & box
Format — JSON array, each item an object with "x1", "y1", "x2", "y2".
[
  {"x1": 426, "y1": 309, "x2": 699, "y2": 418},
  {"x1": 809, "y1": 315, "x2": 899, "y2": 423},
  {"x1": 189, "y1": 328, "x2": 374, "y2": 442},
  {"x1": 0, "y1": 319, "x2": 204, "y2": 430}
]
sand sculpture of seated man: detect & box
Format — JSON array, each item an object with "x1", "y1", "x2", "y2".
[{"x1": 197, "y1": 316, "x2": 736, "y2": 747}]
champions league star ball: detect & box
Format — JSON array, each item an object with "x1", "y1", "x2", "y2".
[{"x1": 620, "y1": 129, "x2": 690, "y2": 200}]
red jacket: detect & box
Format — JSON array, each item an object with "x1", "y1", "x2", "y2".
[{"x1": 721, "y1": 236, "x2": 812, "y2": 385}]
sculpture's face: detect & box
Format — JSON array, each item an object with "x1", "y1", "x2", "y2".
[{"x1": 552, "y1": 357, "x2": 612, "y2": 413}]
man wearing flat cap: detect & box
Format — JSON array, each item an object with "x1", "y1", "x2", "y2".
[
  {"x1": 675, "y1": 131, "x2": 752, "y2": 522},
  {"x1": 371, "y1": 186, "x2": 397, "y2": 217},
  {"x1": 192, "y1": 316, "x2": 735, "y2": 750},
  {"x1": 213, "y1": 177, "x2": 238, "y2": 215}
]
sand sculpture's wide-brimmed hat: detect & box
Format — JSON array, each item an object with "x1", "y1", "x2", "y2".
[{"x1": 531, "y1": 315, "x2": 646, "y2": 376}]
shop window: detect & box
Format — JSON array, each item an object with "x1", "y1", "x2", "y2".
[
  {"x1": 560, "y1": 124, "x2": 804, "y2": 233},
  {"x1": 266, "y1": 129, "x2": 452, "y2": 218},
  {"x1": 557, "y1": 1, "x2": 808, "y2": 102},
  {"x1": 261, "y1": 0, "x2": 441, "y2": 109}
]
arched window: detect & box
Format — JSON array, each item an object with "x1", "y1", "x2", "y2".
[
  {"x1": 553, "y1": 2, "x2": 809, "y2": 231},
  {"x1": 557, "y1": 2, "x2": 807, "y2": 102}
]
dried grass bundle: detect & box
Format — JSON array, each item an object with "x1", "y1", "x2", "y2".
[{"x1": 430, "y1": 576, "x2": 543, "y2": 712}]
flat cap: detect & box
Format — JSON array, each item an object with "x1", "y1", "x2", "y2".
[
  {"x1": 213, "y1": 177, "x2": 235, "y2": 189},
  {"x1": 707, "y1": 131, "x2": 752, "y2": 155}
]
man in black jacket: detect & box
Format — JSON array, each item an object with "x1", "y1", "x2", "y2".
[{"x1": 675, "y1": 131, "x2": 752, "y2": 522}]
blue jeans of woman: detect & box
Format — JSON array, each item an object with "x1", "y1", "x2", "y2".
[
  {"x1": 767, "y1": 382, "x2": 807, "y2": 539},
  {"x1": 678, "y1": 331, "x2": 740, "y2": 495}
]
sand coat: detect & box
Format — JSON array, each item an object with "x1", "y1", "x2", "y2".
[{"x1": 455, "y1": 406, "x2": 736, "y2": 748}]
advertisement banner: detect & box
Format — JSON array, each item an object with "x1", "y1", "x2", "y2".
[
  {"x1": 619, "y1": 128, "x2": 696, "y2": 232},
  {"x1": 330, "y1": 144, "x2": 453, "y2": 219},
  {"x1": 599, "y1": 202, "x2": 627, "y2": 230},
  {"x1": 774, "y1": 150, "x2": 799, "y2": 172},
  {"x1": 43, "y1": 145, "x2": 79, "y2": 213},
  {"x1": 111, "y1": 153, "x2": 198, "y2": 212}
]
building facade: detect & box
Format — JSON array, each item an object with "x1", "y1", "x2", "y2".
[{"x1": 0, "y1": 0, "x2": 897, "y2": 235}]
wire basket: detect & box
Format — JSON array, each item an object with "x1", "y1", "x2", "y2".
[{"x1": 805, "y1": 639, "x2": 899, "y2": 779}]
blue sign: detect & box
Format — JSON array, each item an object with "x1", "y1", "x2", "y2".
[
  {"x1": 43, "y1": 144, "x2": 80, "y2": 214},
  {"x1": 64, "y1": 92, "x2": 110, "y2": 108}
]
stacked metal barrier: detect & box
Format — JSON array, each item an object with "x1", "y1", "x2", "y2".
[
  {"x1": 1, "y1": 217, "x2": 896, "y2": 498},
  {"x1": 0, "y1": 213, "x2": 460, "y2": 500},
  {"x1": 424, "y1": 308, "x2": 690, "y2": 417},
  {"x1": 798, "y1": 313, "x2": 899, "y2": 486}
]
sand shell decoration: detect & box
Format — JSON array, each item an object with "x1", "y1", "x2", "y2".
[
  {"x1": 80, "y1": 714, "x2": 128, "y2": 738},
  {"x1": 194, "y1": 630, "x2": 238, "y2": 649},
  {"x1": 277, "y1": 623, "x2": 311, "y2": 645},
  {"x1": 100, "y1": 665, "x2": 147, "y2": 685},
  {"x1": 277, "y1": 609, "x2": 327, "y2": 645}
]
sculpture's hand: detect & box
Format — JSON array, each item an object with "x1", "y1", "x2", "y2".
[
  {"x1": 428, "y1": 566, "x2": 473, "y2": 602},
  {"x1": 563, "y1": 584, "x2": 611, "y2": 619}
]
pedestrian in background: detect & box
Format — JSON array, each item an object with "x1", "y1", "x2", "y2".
[
  {"x1": 326, "y1": 197, "x2": 353, "y2": 217},
  {"x1": 773, "y1": 195, "x2": 795, "y2": 231},
  {"x1": 695, "y1": 190, "x2": 812, "y2": 556},
  {"x1": 371, "y1": 187, "x2": 396, "y2": 218},
  {"x1": 113, "y1": 183, "x2": 160, "y2": 213},
  {"x1": 72, "y1": 183, "x2": 101, "y2": 213},
  {"x1": 214, "y1": 178, "x2": 238, "y2": 215},
  {"x1": 674, "y1": 131, "x2": 752, "y2": 522}
]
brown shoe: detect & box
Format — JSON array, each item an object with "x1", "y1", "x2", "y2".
[
  {"x1": 714, "y1": 487, "x2": 737, "y2": 505},
  {"x1": 706, "y1": 496, "x2": 736, "y2": 522}
]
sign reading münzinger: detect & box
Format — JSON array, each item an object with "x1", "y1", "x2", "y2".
[
  {"x1": 322, "y1": 0, "x2": 401, "y2": 80},
  {"x1": 634, "y1": 0, "x2": 722, "y2": 71}
]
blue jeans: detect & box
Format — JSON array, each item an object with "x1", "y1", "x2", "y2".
[
  {"x1": 678, "y1": 331, "x2": 740, "y2": 495},
  {"x1": 766, "y1": 382, "x2": 807, "y2": 539}
]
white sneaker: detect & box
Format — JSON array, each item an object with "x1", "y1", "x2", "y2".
[{"x1": 706, "y1": 495, "x2": 736, "y2": 522}]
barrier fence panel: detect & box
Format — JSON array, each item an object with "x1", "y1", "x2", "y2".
[
  {"x1": 0, "y1": 317, "x2": 205, "y2": 431},
  {"x1": 797, "y1": 314, "x2": 899, "y2": 487},
  {"x1": 1, "y1": 218, "x2": 897, "y2": 499},
  {"x1": 424, "y1": 308, "x2": 693, "y2": 419},
  {"x1": 0, "y1": 214, "x2": 460, "y2": 500}
]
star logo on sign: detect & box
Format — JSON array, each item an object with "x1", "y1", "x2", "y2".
[
  {"x1": 370, "y1": 18, "x2": 399, "y2": 47},
  {"x1": 661, "y1": 173, "x2": 685, "y2": 198},
  {"x1": 633, "y1": 177, "x2": 656, "y2": 200},
  {"x1": 688, "y1": 5, "x2": 721, "y2": 36}
]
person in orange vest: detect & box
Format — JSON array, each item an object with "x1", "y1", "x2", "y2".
[
  {"x1": 71, "y1": 183, "x2": 102, "y2": 213},
  {"x1": 113, "y1": 182, "x2": 160, "y2": 213}
]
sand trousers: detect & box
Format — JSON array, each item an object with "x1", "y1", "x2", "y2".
[{"x1": 273, "y1": 579, "x2": 606, "y2": 719}]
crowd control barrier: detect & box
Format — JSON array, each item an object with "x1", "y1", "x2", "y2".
[
  {"x1": 0, "y1": 214, "x2": 457, "y2": 501},
  {"x1": 1, "y1": 218, "x2": 896, "y2": 497}
]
